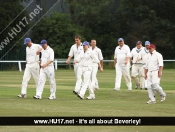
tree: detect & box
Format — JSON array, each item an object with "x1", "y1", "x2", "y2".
[
  {"x1": 64, "y1": 0, "x2": 120, "y2": 59},
  {"x1": 0, "y1": 0, "x2": 29, "y2": 60},
  {"x1": 118, "y1": 0, "x2": 175, "y2": 58},
  {"x1": 31, "y1": 12, "x2": 83, "y2": 58},
  {"x1": 66, "y1": 0, "x2": 114, "y2": 25}
]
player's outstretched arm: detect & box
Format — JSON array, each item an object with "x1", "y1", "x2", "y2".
[{"x1": 66, "y1": 56, "x2": 72, "y2": 64}]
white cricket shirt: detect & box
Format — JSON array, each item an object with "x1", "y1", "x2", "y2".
[
  {"x1": 26, "y1": 43, "x2": 42, "y2": 64},
  {"x1": 68, "y1": 44, "x2": 83, "y2": 60},
  {"x1": 89, "y1": 46, "x2": 103, "y2": 63},
  {"x1": 145, "y1": 50, "x2": 163, "y2": 71},
  {"x1": 77, "y1": 49, "x2": 100, "y2": 67},
  {"x1": 114, "y1": 44, "x2": 131, "y2": 66},
  {"x1": 41, "y1": 46, "x2": 54, "y2": 66},
  {"x1": 139, "y1": 47, "x2": 149, "y2": 65},
  {"x1": 130, "y1": 47, "x2": 143, "y2": 64}
]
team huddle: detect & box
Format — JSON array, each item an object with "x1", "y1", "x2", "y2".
[{"x1": 18, "y1": 35, "x2": 166, "y2": 104}]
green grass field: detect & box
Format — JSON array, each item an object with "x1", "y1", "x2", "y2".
[{"x1": 0, "y1": 69, "x2": 175, "y2": 132}]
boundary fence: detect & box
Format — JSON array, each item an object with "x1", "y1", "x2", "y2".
[{"x1": 0, "y1": 60, "x2": 175, "y2": 72}]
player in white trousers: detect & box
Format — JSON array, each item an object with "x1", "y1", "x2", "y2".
[
  {"x1": 114, "y1": 38, "x2": 132, "y2": 91},
  {"x1": 33, "y1": 40, "x2": 56, "y2": 100},
  {"x1": 66, "y1": 35, "x2": 83, "y2": 94},
  {"x1": 89, "y1": 39, "x2": 103, "y2": 90},
  {"x1": 139, "y1": 41, "x2": 150, "y2": 89},
  {"x1": 74, "y1": 41, "x2": 103, "y2": 99},
  {"x1": 145, "y1": 44, "x2": 166, "y2": 104},
  {"x1": 18, "y1": 38, "x2": 42, "y2": 98},
  {"x1": 130, "y1": 41, "x2": 145, "y2": 89}
]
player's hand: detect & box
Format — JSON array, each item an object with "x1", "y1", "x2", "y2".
[
  {"x1": 124, "y1": 60, "x2": 128, "y2": 65},
  {"x1": 36, "y1": 50, "x2": 41, "y2": 55},
  {"x1": 158, "y1": 71, "x2": 162, "y2": 78},
  {"x1": 41, "y1": 64, "x2": 47, "y2": 68},
  {"x1": 66, "y1": 59, "x2": 70, "y2": 64},
  {"x1": 100, "y1": 68, "x2": 103, "y2": 72},
  {"x1": 145, "y1": 74, "x2": 147, "y2": 79},
  {"x1": 73, "y1": 60, "x2": 78, "y2": 65},
  {"x1": 135, "y1": 58, "x2": 140, "y2": 63}
]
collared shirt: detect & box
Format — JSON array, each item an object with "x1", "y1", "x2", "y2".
[
  {"x1": 89, "y1": 46, "x2": 103, "y2": 63},
  {"x1": 68, "y1": 43, "x2": 83, "y2": 60},
  {"x1": 130, "y1": 47, "x2": 143, "y2": 64},
  {"x1": 77, "y1": 49, "x2": 100, "y2": 67},
  {"x1": 139, "y1": 47, "x2": 149, "y2": 65},
  {"x1": 145, "y1": 50, "x2": 163, "y2": 71},
  {"x1": 114, "y1": 44, "x2": 131, "y2": 66},
  {"x1": 41, "y1": 46, "x2": 54, "y2": 66},
  {"x1": 26, "y1": 43, "x2": 42, "y2": 64}
]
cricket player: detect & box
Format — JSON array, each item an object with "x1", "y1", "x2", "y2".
[
  {"x1": 145, "y1": 44, "x2": 166, "y2": 104},
  {"x1": 89, "y1": 39, "x2": 103, "y2": 90},
  {"x1": 18, "y1": 38, "x2": 42, "y2": 98},
  {"x1": 33, "y1": 40, "x2": 56, "y2": 100},
  {"x1": 130, "y1": 41, "x2": 145, "y2": 89},
  {"x1": 74, "y1": 41, "x2": 103, "y2": 99},
  {"x1": 114, "y1": 38, "x2": 132, "y2": 91},
  {"x1": 66, "y1": 35, "x2": 83, "y2": 94},
  {"x1": 139, "y1": 41, "x2": 150, "y2": 89}
]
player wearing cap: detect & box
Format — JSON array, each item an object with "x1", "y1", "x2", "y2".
[
  {"x1": 74, "y1": 41, "x2": 103, "y2": 99},
  {"x1": 139, "y1": 41, "x2": 150, "y2": 89},
  {"x1": 114, "y1": 38, "x2": 132, "y2": 91},
  {"x1": 130, "y1": 41, "x2": 145, "y2": 89},
  {"x1": 89, "y1": 39, "x2": 103, "y2": 90},
  {"x1": 18, "y1": 38, "x2": 42, "y2": 98},
  {"x1": 145, "y1": 44, "x2": 166, "y2": 104},
  {"x1": 33, "y1": 40, "x2": 56, "y2": 100},
  {"x1": 66, "y1": 35, "x2": 83, "y2": 94}
]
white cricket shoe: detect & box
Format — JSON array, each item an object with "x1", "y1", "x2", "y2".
[
  {"x1": 18, "y1": 94, "x2": 26, "y2": 98},
  {"x1": 146, "y1": 100, "x2": 156, "y2": 104},
  {"x1": 33, "y1": 95, "x2": 41, "y2": 99},
  {"x1": 73, "y1": 90, "x2": 78, "y2": 95},
  {"x1": 113, "y1": 88, "x2": 120, "y2": 91},
  {"x1": 94, "y1": 83, "x2": 99, "y2": 90},
  {"x1": 86, "y1": 95, "x2": 95, "y2": 100},
  {"x1": 135, "y1": 82, "x2": 140, "y2": 89},
  {"x1": 94, "y1": 87, "x2": 99, "y2": 91},
  {"x1": 77, "y1": 94, "x2": 84, "y2": 99},
  {"x1": 48, "y1": 96, "x2": 56, "y2": 100},
  {"x1": 160, "y1": 96, "x2": 166, "y2": 103}
]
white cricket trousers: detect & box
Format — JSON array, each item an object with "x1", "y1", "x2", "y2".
[
  {"x1": 74, "y1": 65, "x2": 83, "y2": 93},
  {"x1": 147, "y1": 70, "x2": 166, "y2": 101},
  {"x1": 74, "y1": 64, "x2": 98, "y2": 93},
  {"x1": 143, "y1": 66, "x2": 148, "y2": 88},
  {"x1": 21, "y1": 62, "x2": 40, "y2": 95},
  {"x1": 115, "y1": 64, "x2": 132, "y2": 90},
  {"x1": 36, "y1": 66, "x2": 56, "y2": 97},
  {"x1": 74, "y1": 63, "x2": 80, "y2": 79},
  {"x1": 90, "y1": 63, "x2": 99, "y2": 89},
  {"x1": 73, "y1": 63, "x2": 82, "y2": 93},
  {"x1": 79, "y1": 67, "x2": 94, "y2": 97},
  {"x1": 131, "y1": 65, "x2": 145, "y2": 88}
]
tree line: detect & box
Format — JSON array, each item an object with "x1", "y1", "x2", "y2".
[{"x1": 0, "y1": 0, "x2": 175, "y2": 61}]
